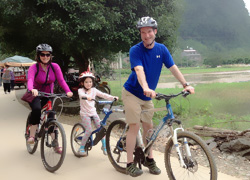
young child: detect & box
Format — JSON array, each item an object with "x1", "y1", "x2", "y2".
[{"x1": 78, "y1": 70, "x2": 118, "y2": 156}]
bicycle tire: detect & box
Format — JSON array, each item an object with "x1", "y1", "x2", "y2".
[
  {"x1": 70, "y1": 123, "x2": 87, "y2": 157},
  {"x1": 103, "y1": 85, "x2": 111, "y2": 94},
  {"x1": 106, "y1": 120, "x2": 129, "y2": 174},
  {"x1": 164, "y1": 131, "x2": 217, "y2": 180},
  {"x1": 25, "y1": 113, "x2": 38, "y2": 154},
  {"x1": 40, "y1": 120, "x2": 66, "y2": 172}
]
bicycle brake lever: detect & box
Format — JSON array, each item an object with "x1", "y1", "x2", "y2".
[{"x1": 182, "y1": 91, "x2": 190, "y2": 97}]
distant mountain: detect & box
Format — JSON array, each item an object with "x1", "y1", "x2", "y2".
[{"x1": 178, "y1": 0, "x2": 250, "y2": 50}]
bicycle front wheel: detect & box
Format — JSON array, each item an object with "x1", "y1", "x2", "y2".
[
  {"x1": 106, "y1": 120, "x2": 129, "y2": 174},
  {"x1": 70, "y1": 123, "x2": 86, "y2": 157},
  {"x1": 40, "y1": 120, "x2": 66, "y2": 172},
  {"x1": 165, "y1": 131, "x2": 217, "y2": 180},
  {"x1": 25, "y1": 113, "x2": 38, "y2": 154}
]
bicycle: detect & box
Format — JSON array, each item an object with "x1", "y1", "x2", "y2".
[
  {"x1": 24, "y1": 92, "x2": 68, "y2": 172},
  {"x1": 106, "y1": 91, "x2": 217, "y2": 180},
  {"x1": 70, "y1": 97, "x2": 123, "y2": 157}
]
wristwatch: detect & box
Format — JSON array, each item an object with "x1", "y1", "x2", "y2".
[{"x1": 183, "y1": 82, "x2": 190, "y2": 88}]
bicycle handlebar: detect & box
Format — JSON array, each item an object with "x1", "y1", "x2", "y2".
[
  {"x1": 37, "y1": 91, "x2": 68, "y2": 98},
  {"x1": 81, "y1": 97, "x2": 117, "y2": 105},
  {"x1": 155, "y1": 91, "x2": 190, "y2": 101}
]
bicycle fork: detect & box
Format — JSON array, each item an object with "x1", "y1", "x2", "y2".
[{"x1": 171, "y1": 127, "x2": 192, "y2": 168}]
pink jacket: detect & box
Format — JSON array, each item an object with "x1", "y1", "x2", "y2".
[{"x1": 27, "y1": 63, "x2": 71, "y2": 93}]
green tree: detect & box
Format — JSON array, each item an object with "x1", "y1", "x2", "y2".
[{"x1": 0, "y1": 0, "x2": 181, "y2": 72}]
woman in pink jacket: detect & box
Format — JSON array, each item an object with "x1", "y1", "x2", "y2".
[{"x1": 26, "y1": 44, "x2": 73, "y2": 148}]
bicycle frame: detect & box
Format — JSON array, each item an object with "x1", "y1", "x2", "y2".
[
  {"x1": 117, "y1": 92, "x2": 192, "y2": 168},
  {"x1": 37, "y1": 94, "x2": 64, "y2": 138},
  {"x1": 80, "y1": 100, "x2": 123, "y2": 149},
  {"x1": 144, "y1": 95, "x2": 192, "y2": 168}
]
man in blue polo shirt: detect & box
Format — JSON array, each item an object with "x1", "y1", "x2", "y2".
[{"x1": 122, "y1": 16, "x2": 195, "y2": 177}]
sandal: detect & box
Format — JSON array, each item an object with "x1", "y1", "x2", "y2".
[
  {"x1": 53, "y1": 146, "x2": 62, "y2": 154},
  {"x1": 27, "y1": 136, "x2": 35, "y2": 144},
  {"x1": 126, "y1": 163, "x2": 143, "y2": 177},
  {"x1": 101, "y1": 146, "x2": 107, "y2": 155},
  {"x1": 78, "y1": 146, "x2": 87, "y2": 157},
  {"x1": 143, "y1": 158, "x2": 161, "y2": 175}
]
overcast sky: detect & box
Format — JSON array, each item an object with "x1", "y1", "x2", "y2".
[{"x1": 243, "y1": 0, "x2": 250, "y2": 14}]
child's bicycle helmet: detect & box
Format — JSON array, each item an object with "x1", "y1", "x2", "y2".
[{"x1": 79, "y1": 71, "x2": 95, "y2": 80}]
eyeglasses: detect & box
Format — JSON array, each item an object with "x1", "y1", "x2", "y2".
[{"x1": 40, "y1": 53, "x2": 51, "y2": 57}]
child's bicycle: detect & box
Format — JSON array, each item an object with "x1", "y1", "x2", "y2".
[
  {"x1": 24, "y1": 91, "x2": 68, "y2": 172},
  {"x1": 105, "y1": 91, "x2": 218, "y2": 180},
  {"x1": 70, "y1": 97, "x2": 122, "y2": 157}
]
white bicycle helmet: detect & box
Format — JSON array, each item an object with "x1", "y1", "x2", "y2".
[
  {"x1": 79, "y1": 71, "x2": 95, "y2": 80},
  {"x1": 136, "y1": 16, "x2": 158, "y2": 30}
]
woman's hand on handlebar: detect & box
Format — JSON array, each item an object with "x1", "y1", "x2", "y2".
[
  {"x1": 66, "y1": 92, "x2": 73, "y2": 98},
  {"x1": 113, "y1": 96, "x2": 119, "y2": 101},
  {"x1": 31, "y1": 89, "x2": 38, "y2": 97}
]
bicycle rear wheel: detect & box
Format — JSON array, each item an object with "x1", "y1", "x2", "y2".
[
  {"x1": 40, "y1": 120, "x2": 66, "y2": 172},
  {"x1": 164, "y1": 131, "x2": 217, "y2": 180},
  {"x1": 106, "y1": 120, "x2": 128, "y2": 174},
  {"x1": 25, "y1": 113, "x2": 38, "y2": 154},
  {"x1": 70, "y1": 123, "x2": 87, "y2": 157}
]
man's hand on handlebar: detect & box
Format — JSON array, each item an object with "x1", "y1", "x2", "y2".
[
  {"x1": 143, "y1": 88, "x2": 156, "y2": 98},
  {"x1": 184, "y1": 85, "x2": 195, "y2": 94}
]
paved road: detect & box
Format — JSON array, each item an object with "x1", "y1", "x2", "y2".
[{"x1": 0, "y1": 86, "x2": 241, "y2": 180}]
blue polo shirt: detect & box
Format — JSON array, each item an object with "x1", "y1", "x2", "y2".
[{"x1": 124, "y1": 41, "x2": 174, "y2": 100}]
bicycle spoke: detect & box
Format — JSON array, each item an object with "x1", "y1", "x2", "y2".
[{"x1": 70, "y1": 123, "x2": 85, "y2": 157}]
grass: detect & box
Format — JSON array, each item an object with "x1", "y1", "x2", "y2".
[{"x1": 153, "y1": 83, "x2": 250, "y2": 131}]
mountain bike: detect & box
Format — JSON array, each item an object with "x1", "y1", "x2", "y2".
[
  {"x1": 70, "y1": 97, "x2": 123, "y2": 157},
  {"x1": 106, "y1": 91, "x2": 217, "y2": 180},
  {"x1": 24, "y1": 92, "x2": 68, "y2": 172}
]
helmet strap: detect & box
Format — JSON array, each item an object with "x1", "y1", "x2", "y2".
[{"x1": 144, "y1": 39, "x2": 155, "y2": 48}]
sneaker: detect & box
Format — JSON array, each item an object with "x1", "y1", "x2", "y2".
[
  {"x1": 101, "y1": 146, "x2": 107, "y2": 155},
  {"x1": 78, "y1": 147, "x2": 87, "y2": 157},
  {"x1": 143, "y1": 158, "x2": 161, "y2": 175},
  {"x1": 126, "y1": 163, "x2": 143, "y2": 177},
  {"x1": 27, "y1": 136, "x2": 35, "y2": 144}
]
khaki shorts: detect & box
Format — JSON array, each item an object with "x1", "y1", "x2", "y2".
[{"x1": 122, "y1": 88, "x2": 154, "y2": 124}]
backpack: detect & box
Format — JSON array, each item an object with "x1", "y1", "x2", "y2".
[{"x1": 35, "y1": 63, "x2": 55, "y2": 79}]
